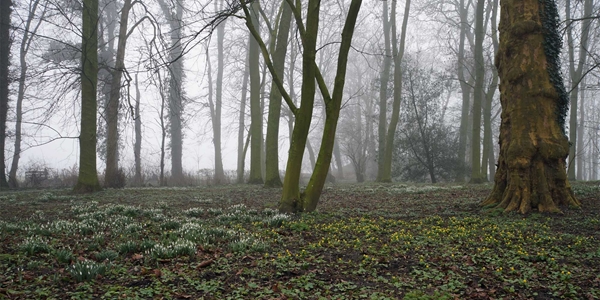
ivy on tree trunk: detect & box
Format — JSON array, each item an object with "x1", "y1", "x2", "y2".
[{"x1": 482, "y1": 0, "x2": 580, "y2": 213}]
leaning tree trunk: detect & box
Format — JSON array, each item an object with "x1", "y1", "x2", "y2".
[
  {"x1": 247, "y1": 0, "x2": 263, "y2": 184},
  {"x1": 482, "y1": 0, "x2": 580, "y2": 213},
  {"x1": 300, "y1": 0, "x2": 362, "y2": 212},
  {"x1": 264, "y1": 1, "x2": 292, "y2": 188},
  {"x1": 74, "y1": 0, "x2": 101, "y2": 193}
]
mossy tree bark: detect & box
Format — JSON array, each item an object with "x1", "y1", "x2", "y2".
[
  {"x1": 241, "y1": 0, "x2": 362, "y2": 213},
  {"x1": 470, "y1": 0, "x2": 485, "y2": 184},
  {"x1": 482, "y1": 0, "x2": 580, "y2": 213},
  {"x1": 247, "y1": 0, "x2": 264, "y2": 184},
  {"x1": 74, "y1": 0, "x2": 102, "y2": 193},
  {"x1": 264, "y1": 1, "x2": 292, "y2": 188}
]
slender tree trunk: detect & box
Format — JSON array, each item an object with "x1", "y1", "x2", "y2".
[
  {"x1": 481, "y1": 68, "x2": 498, "y2": 181},
  {"x1": 278, "y1": 0, "x2": 321, "y2": 212},
  {"x1": 577, "y1": 83, "x2": 585, "y2": 180},
  {"x1": 470, "y1": 0, "x2": 485, "y2": 183},
  {"x1": 9, "y1": 0, "x2": 44, "y2": 188},
  {"x1": 566, "y1": 0, "x2": 592, "y2": 181},
  {"x1": 593, "y1": 108, "x2": 598, "y2": 180},
  {"x1": 483, "y1": 0, "x2": 580, "y2": 213},
  {"x1": 237, "y1": 43, "x2": 250, "y2": 184},
  {"x1": 99, "y1": 3, "x2": 116, "y2": 168},
  {"x1": 213, "y1": 0, "x2": 226, "y2": 184},
  {"x1": 105, "y1": 0, "x2": 132, "y2": 188},
  {"x1": 156, "y1": 70, "x2": 168, "y2": 186},
  {"x1": 74, "y1": 0, "x2": 101, "y2": 193},
  {"x1": 456, "y1": 0, "x2": 471, "y2": 182},
  {"x1": 486, "y1": 0, "x2": 499, "y2": 182},
  {"x1": 301, "y1": 0, "x2": 362, "y2": 211},
  {"x1": 306, "y1": 138, "x2": 316, "y2": 171},
  {"x1": 133, "y1": 73, "x2": 142, "y2": 185},
  {"x1": 380, "y1": 0, "x2": 411, "y2": 182},
  {"x1": 158, "y1": 0, "x2": 184, "y2": 184},
  {"x1": 248, "y1": 0, "x2": 263, "y2": 184},
  {"x1": 333, "y1": 138, "x2": 344, "y2": 178},
  {"x1": 376, "y1": 0, "x2": 391, "y2": 181},
  {"x1": 265, "y1": 1, "x2": 292, "y2": 187},
  {"x1": 242, "y1": 0, "x2": 361, "y2": 212}
]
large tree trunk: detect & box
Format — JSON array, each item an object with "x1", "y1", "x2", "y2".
[
  {"x1": 105, "y1": 0, "x2": 132, "y2": 188},
  {"x1": 0, "y1": 0, "x2": 12, "y2": 190},
  {"x1": 376, "y1": 0, "x2": 391, "y2": 181},
  {"x1": 74, "y1": 0, "x2": 102, "y2": 193},
  {"x1": 482, "y1": 0, "x2": 580, "y2": 213},
  {"x1": 264, "y1": 1, "x2": 292, "y2": 188},
  {"x1": 248, "y1": 0, "x2": 263, "y2": 184},
  {"x1": 379, "y1": 0, "x2": 411, "y2": 182}
]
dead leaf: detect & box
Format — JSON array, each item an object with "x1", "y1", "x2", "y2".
[
  {"x1": 132, "y1": 253, "x2": 143, "y2": 260},
  {"x1": 153, "y1": 269, "x2": 162, "y2": 277},
  {"x1": 197, "y1": 259, "x2": 213, "y2": 268}
]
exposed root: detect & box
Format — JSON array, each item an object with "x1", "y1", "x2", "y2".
[{"x1": 483, "y1": 157, "x2": 579, "y2": 214}]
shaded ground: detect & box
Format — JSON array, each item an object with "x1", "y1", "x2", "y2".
[{"x1": 0, "y1": 182, "x2": 598, "y2": 299}]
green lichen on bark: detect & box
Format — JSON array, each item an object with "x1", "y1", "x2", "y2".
[{"x1": 538, "y1": 0, "x2": 569, "y2": 131}]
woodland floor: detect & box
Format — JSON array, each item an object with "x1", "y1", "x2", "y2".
[{"x1": 0, "y1": 182, "x2": 599, "y2": 299}]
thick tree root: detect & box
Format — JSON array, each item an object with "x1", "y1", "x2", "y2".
[{"x1": 483, "y1": 158, "x2": 580, "y2": 214}]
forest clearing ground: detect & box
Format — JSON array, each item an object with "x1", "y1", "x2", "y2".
[{"x1": 0, "y1": 182, "x2": 599, "y2": 299}]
